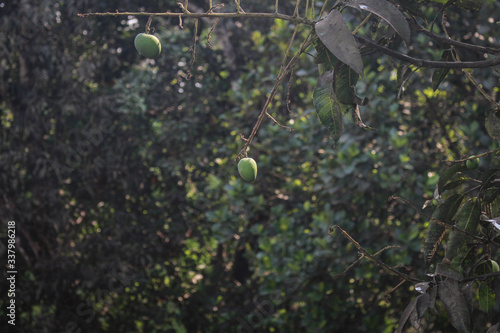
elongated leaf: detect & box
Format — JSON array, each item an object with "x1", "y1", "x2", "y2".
[
  {"x1": 398, "y1": 293, "x2": 431, "y2": 333},
  {"x1": 313, "y1": 38, "x2": 339, "y2": 74},
  {"x1": 345, "y1": 0, "x2": 411, "y2": 46},
  {"x1": 441, "y1": 177, "x2": 470, "y2": 193},
  {"x1": 455, "y1": 198, "x2": 481, "y2": 233},
  {"x1": 432, "y1": 50, "x2": 453, "y2": 91},
  {"x1": 334, "y1": 62, "x2": 359, "y2": 105},
  {"x1": 424, "y1": 194, "x2": 464, "y2": 262},
  {"x1": 333, "y1": 62, "x2": 372, "y2": 129},
  {"x1": 444, "y1": 199, "x2": 481, "y2": 261},
  {"x1": 438, "y1": 279, "x2": 471, "y2": 333},
  {"x1": 428, "y1": 284, "x2": 437, "y2": 311},
  {"x1": 437, "y1": 163, "x2": 468, "y2": 195},
  {"x1": 416, "y1": 293, "x2": 430, "y2": 317},
  {"x1": 315, "y1": 9, "x2": 364, "y2": 77},
  {"x1": 396, "y1": 298, "x2": 417, "y2": 333},
  {"x1": 313, "y1": 72, "x2": 343, "y2": 144},
  {"x1": 435, "y1": 262, "x2": 463, "y2": 280}
]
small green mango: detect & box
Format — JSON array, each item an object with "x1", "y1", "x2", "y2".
[
  {"x1": 134, "y1": 33, "x2": 161, "y2": 59},
  {"x1": 238, "y1": 157, "x2": 257, "y2": 182},
  {"x1": 466, "y1": 156, "x2": 479, "y2": 170},
  {"x1": 490, "y1": 260, "x2": 500, "y2": 273}
]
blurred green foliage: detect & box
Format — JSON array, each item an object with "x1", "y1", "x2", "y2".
[{"x1": 0, "y1": 0, "x2": 499, "y2": 332}]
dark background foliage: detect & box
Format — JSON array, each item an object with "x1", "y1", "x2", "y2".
[{"x1": 0, "y1": 0, "x2": 499, "y2": 332}]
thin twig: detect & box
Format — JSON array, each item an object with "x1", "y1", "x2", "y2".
[
  {"x1": 206, "y1": 17, "x2": 220, "y2": 49},
  {"x1": 381, "y1": 279, "x2": 407, "y2": 302},
  {"x1": 329, "y1": 225, "x2": 422, "y2": 283},
  {"x1": 265, "y1": 112, "x2": 294, "y2": 131},
  {"x1": 352, "y1": 13, "x2": 372, "y2": 35},
  {"x1": 355, "y1": 36, "x2": 500, "y2": 69},
  {"x1": 448, "y1": 147, "x2": 500, "y2": 163},
  {"x1": 460, "y1": 271, "x2": 500, "y2": 283},
  {"x1": 410, "y1": 20, "x2": 500, "y2": 55},
  {"x1": 390, "y1": 196, "x2": 498, "y2": 246},
  {"x1": 440, "y1": 14, "x2": 500, "y2": 108},
  {"x1": 236, "y1": 30, "x2": 315, "y2": 159},
  {"x1": 78, "y1": 10, "x2": 314, "y2": 26}
]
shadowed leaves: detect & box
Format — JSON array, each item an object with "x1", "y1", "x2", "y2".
[{"x1": 315, "y1": 9, "x2": 364, "y2": 77}]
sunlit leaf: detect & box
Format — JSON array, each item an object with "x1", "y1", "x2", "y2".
[
  {"x1": 345, "y1": 0, "x2": 411, "y2": 46},
  {"x1": 315, "y1": 9, "x2": 364, "y2": 77}
]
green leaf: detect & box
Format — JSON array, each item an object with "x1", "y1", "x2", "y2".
[
  {"x1": 332, "y1": 62, "x2": 371, "y2": 129},
  {"x1": 432, "y1": 50, "x2": 453, "y2": 91},
  {"x1": 315, "y1": 9, "x2": 364, "y2": 77},
  {"x1": 441, "y1": 177, "x2": 470, "y2": 193},
  {"x1": 424, "y1": 194, "x2": 464, "y2": 262},
  {"x1": 437, "y1": 163, "x2": 468, "y2": 195},
  {"x1": 444, "y1": 199, "x2": 481, "y2": 261},
  {"x1": 313, "y1": 72, "x2": 343, "y2": 144},
  {"x1": 334, "y1": 62, "x2": 360, "y2": 105},
  {"x1": 345, "y1": 0, "x2": 411, "y2": 46},
  {"x1": 313, "y1": 38, "x2": 338, "y2": 74},
  {"x1": 478, "y1": 282, "x2": 495, "y2": 313}
]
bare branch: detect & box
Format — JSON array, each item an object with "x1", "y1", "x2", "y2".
[
  {"x1": 356, "y1": 36, "x2": 500, "y2": 69},
  {"x1": 410, "y1": 19, "x2": 500, "y2": 55},
  {"x1": 77, "y1": 10, "x2": 314, "y2": 26}
]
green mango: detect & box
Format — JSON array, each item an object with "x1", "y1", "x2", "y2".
[
  {"x1": 466, "y1": 156, "x2": 479, "y2": 170},
  {"x1": 134, "y1": 33, "x2": 161, "y2": 59},
  {"x1": 238, "y1": 157, "x2": 257, "y2": 182}
]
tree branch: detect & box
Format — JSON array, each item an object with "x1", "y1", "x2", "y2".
[
  {"x1": 410, "y1": 19, "x2": 500, "y2": 55},
  {"x1": 237, "y1": 31, "x2": 315, "y2": 159},
  {"x1": 355, "y1": 36, "x2": 500, "y2": 69},
  {"x1": 77, "y1": 10, "x2": 314, "y2": 26}
]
